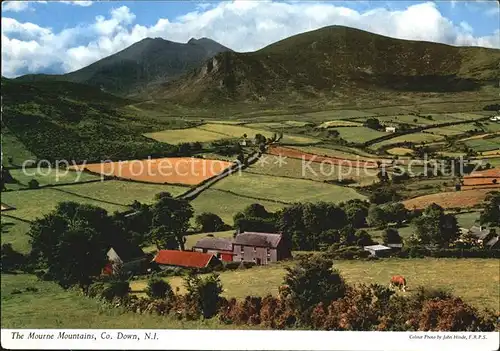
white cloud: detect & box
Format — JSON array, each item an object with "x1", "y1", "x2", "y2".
[
  {"x1": 60, "y1": 1, "x2": 93, "y2": 7},
  {"x1": 2, "y1": 1, "x2": 499, "y2": 78},
  {"x1": 2, "y1": 1, "x2": 31, "y2": 12}
]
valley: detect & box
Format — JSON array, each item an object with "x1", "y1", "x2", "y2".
[{"x1": 1, "y1": 23, "x2": 499, "y2": 332}]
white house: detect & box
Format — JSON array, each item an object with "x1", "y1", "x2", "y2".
[
  {"x1": 489, "y1": 116, "x2": 500, "y2": 122},
  {"x1": 385, "y1": 126, "x2": 397, "y2": 133}
]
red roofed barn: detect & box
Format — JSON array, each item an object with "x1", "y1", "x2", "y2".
[{"x1": 153, "y1": 250, "x2": 222, "y2": 269}]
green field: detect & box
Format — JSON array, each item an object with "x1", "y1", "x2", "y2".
[
  {"x1": 1, "y1": 181, "x2": 187, "y2": 222},
  {"x1": 303, "y1": 110, "x2": 375, "y2": 120},
  {"x1": 465, "y1": 136, "x2": 500, "y2": 152},
  {"x1": 336, "y1": 127, "x2": 386, "y2": 143},
  {"x1": 1, "y1": 217, "x2": 31, "y2": 254},
  {"x1": 190, "y1": 188, "x2": 286, "y2": 225},
  {"x1": 386, "y1": 147, "x2": 414, "y2": 156},
  {"x1": 426, "y1": 123, "x2": 480, "y2": 136},
  {"x1": 5, "y1": 169, "x2": 100, "y2": 190},
  {"x1": 129, "y1": 258, "x2": 499, "y2": 311},
  {"x1": 371, "y1": 133, "x2": 445, "y2": 149},
  {"x1": 1, "y1": 127, "x2": 36, "y2": 167},
  {"x1": 482, "y1": 122, "x2": 500, "y2": 133},
  {"x1": 455, "y1": 211, "x2": 481, "y2": 228},
  {"x1": 212, "y1": 172, "x2": 366, "y2": 204},
  {"x1": 1, "y1": 273, "x2": 243, "y2": 329},
  {"x1": 317, "y1": 120, "x2": 363, "y2": 128},
  {"x1": 144, "y1": 127, "x2": 229, "y2": 144},
  {"x1": 247, "y1": 155, "x2": 378, "y2": 186}
]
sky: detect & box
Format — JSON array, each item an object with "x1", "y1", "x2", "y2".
[{"x1": 2, "y1": 1, "x2": 499, "y2": 78}]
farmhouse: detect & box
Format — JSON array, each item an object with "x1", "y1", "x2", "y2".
[
  {"x1": 385, "y1": 126, "x2": 397, "y2": 133},
  {"x1": 363, "y1": 244, "x2": 392, "y2": 257},
  {"x1": 103, "y1": 241, "x2": 148, "y2": 276},
  {"x1": 192, "y1": 236, "x2": 235, "y2": 262},
  {"x1": 489, "y1": 116, "x2": 500, "y2": 122},
  {"x1": 153, "y1": 250, "x2": 222, "y2": 269},
  {"x1": 232, "y1": 232, "x2": 292, "y2": 265}
]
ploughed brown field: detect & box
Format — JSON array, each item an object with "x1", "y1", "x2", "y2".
[
  {"x1": 403, "y1": 188, "x2": 496, "y2": 210},
  {"x1": 465, "y1": 168, "x2": 500, "y2": 178},
  {"x1": 463, "y1": 177, "x2": 499, "y2": 186},
  {"x1": 69, "y1": 158, "x2": 233, "y2": 186},
  {"x1": 268, "y1": 146, "x2": 381, "y2": 168}
]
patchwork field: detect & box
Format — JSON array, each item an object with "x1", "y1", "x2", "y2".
[
  {"x1": 317, "y1": 120, "x2": 363, "y2": 128},
  {"x1": 129, "y1": 258, "x2": 499, "y2": 311},
  {"x1": 247, "y1": 155, "x2": 379, "y2": 186},
  {"x1": 403, "y1": 189, "x2": 495, "y2": 210},
  {"x1": 212, "y1": 172, "x2": 366, "y2": 204},
  {"x1": 268, "y1": 146, "x2": 379, "y2": 168},
  {"x1": 69, "y1": 157, "x2": 233, "y2": 185},
  {"x1": 426, "y1": 123, "x2": 480, "y2": 136}
]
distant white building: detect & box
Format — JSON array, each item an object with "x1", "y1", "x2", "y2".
[
  {"x1": 385, "y1": 126, "x2": 397, "y2": 133},
  {"x1": 489, "y1": 116, "x2": 500, "y2": 122}
]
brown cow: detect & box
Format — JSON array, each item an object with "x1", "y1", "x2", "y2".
[{"x1": 390, "y1": 275, "x2": 407, "y2": 292}]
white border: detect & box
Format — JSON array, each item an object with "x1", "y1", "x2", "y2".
[{"x1": 1, "y1": 330, "x2": 499, "y2": 350}]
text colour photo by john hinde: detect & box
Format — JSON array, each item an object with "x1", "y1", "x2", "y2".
[{"x1": 1, "y1": 0, "x2": 499, "y2": 350}]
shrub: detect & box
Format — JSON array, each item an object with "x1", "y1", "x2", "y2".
[
  {"x1": 184, "y1": 272, "x2": 223, "y2": 319},
  {"x1": 146, "y1": 278, "x2": 173, "y2": 299},
  {"x1": 1, "y1": 244, "x2": 26, "y2": 272},
  {"x1": 88, "y1": 281, "x2": 130, "y2": 301}
]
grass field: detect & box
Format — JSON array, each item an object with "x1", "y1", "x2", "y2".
[
  {"x1": 1, "y1": 273, "x2": 243, "y2": 329},
  {"x1": 317, "y1": 120, "x2": 363, "y2": 128},
  {"x1": 1, "y1": 127, "x2": 36, "y2": 167},
  {"x1": 455, "y1": 211, "x2": 481, "y2": 228},
  {"x1": 212, "y1": 172, "x2": 366, "y2": 204},
  {"x1": 302, "y1": 110, "x2": 375, "y2": 120},
  {"x1": 5, "y1": 169, "x2": 100, "y2": 190},
  {"x1": 386, "y1": 147, "x2": 414, "y2": 156},
  {"x1": 371, "y1": 133, "x2": 445, "y2": 149},
  {"x1": 426, "y1": 123, "x2": 480, "y2": 136},
  {"x1": 0, "y1": 181, "x2": 187, "y2": 222},
  {"x1": 464, "y1": 136, "x2": 500, "y2": 152},
  {"x1": 374, "y1": 115, "x2": 453, "y2": 127},
  {"x1": 129, "y1": 258, "x2": 500, "y2": 311},
  {"x1": 246, "y1": 155, "x2": 379, "y2": 186},
  {"x1": 190, "y1": 189, "x2": 286, "y2": 225},
  {"x1": 1, "y1": 217, "x2": 31, "y2": 254},
  {"x1": 295, "y1": 145, "x2": 389, "y2": 161},
  {"x1": 144, "y1": 127, "x2": 230, "y2": 144},
  {"x1": 336, "y1": 127, "x2": 386, "y2": 143},
  {"x1": 1, "y1": 187, "x2": 127, "y2": 221}
]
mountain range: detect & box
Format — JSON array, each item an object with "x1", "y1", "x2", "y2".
[
  {"x1": 15, "y1": 37, "x2": 231, "y2": 95},
  {"x1": 13, "y1": 25, "x2": 500, "y2": 105}
]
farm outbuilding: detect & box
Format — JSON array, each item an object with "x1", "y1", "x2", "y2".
[
  {"x1": 103, "y1": 241, "x2": 148, "y2": 276},
  {"x1": 385, "y1": 126, "x2": 397, "y2": 133},
  {"x1": 192, "y1": 236, "x2": 235, "y2": 262},
  {"x1": 363, "y1": 244, "x2": 392, "y2": 257},
  {"x1": 153, "y1": 250, "x2": 222, "y2": 269}
]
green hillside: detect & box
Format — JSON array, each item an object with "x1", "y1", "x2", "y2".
[
  {"x1": 1, "y1": 79, "x2": 189, "y2": 164},
  {"x1": 154, "y1": 26, "x2": 500, "y2": 105}
]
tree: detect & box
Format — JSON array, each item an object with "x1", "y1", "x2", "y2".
[
  {"x1": 195, "y1": 212, "x2": 225, "y2": 233},
  {"x1": 480, "y1": 191, "x2": 500, "y2": 227},
  {"x1": 367, "y1": 205, "x2": 388, "y2": 227},
  {"x1": 341, "y1": 200, "x2": 369, "y2": 228},
  {"x1": 146, "y1": 277, "x2": 173, "y2": 299},
  {"x1": 369, "y1": 186, "x2": 401, "y2": 204},
  {"x1": 1, "y1": 244, "x2": 25, "y2": 272},
  {"x1": 413, "y1": 203, "x2": 460, "y2": 247},
  {"x1": 283, "y1": 255, "x2": 346, "y2": 320},
  {"x1": 364, "y1": 118, "x2": 382, "y2": 130},
  {"x1": 382, "y1": 228, "x2": 402, "y2": 245},
  {"x1": 384, "y1": 202, "x2": 409, "y2": 225},
  {"x1": 28, "y1": 202, "x2": 115, "y2": 288},
  {"x1": 28, "y1": 179, "x2": 39, "y2": 189},
  {"x1": 255, "y1": 133, "x2": 267, "y2": 145},
  {"x1": 184, "y1": 272, "x2": 223, "y2": 319},
  {"x1": 149, "y1": 192, "x2": 194, "y2": 250},
  {"x1": 354, "y1": 230, "x2": 374, "y2": 246}
]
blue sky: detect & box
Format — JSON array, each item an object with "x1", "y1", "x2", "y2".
[{"x1": 2, "y1": 1, "x2": 499, "y2": 77}]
